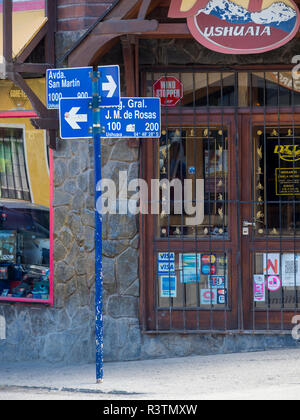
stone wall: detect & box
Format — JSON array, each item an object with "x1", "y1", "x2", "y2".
[{"x1": 0, "y1": 135, "x2": 142, "y2": 363}]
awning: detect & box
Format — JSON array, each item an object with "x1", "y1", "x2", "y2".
[{"x1": 0, "y1": 0, "x2": 47, "y2": 59}]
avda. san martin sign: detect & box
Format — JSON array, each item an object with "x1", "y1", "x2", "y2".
[{"x1": 168, "y1": 0, "x2": 300, "y2": 54}]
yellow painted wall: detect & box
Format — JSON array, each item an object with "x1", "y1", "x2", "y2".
[{"x1": 0, "y1": 9, "x2": 46, "y2": 59}]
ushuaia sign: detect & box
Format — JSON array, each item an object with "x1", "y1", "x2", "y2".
[{"x1": 168, "y1": 0, "x2": 300, "y2": 54}]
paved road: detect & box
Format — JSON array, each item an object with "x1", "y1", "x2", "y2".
[{"x1": 0, "y1": 348, "x2": 300, "y2": 400}]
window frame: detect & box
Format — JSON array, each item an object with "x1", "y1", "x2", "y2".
[{"x1": 0, "y1": 113, "x2": 53, "y2": 307}]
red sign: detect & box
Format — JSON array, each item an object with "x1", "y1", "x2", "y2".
[
  {"x1": 168, "y1": 0, "x2": 300, "y2": 55},
  {"x1": 153, "y1": 76, "x2": 184, "y2": 107}
]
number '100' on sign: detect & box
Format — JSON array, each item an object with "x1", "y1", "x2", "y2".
[{"x1": 100, "y1": 98, "x2": 161, "y2": 138}]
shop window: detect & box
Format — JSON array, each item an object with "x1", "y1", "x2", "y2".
[
  {"x1": 254, "y1": 126, "x2": 300, "y2": 237},
  {"x1": 251, "y1": 72, "x2": 300, "y2": 107},
  {"x1": 254, "y1": 253, "x2": 300, "y2": 310},
  {"x1": 146, "y1": 72, "x2": 236, "y2": 107},
  {"x1": 0, "y1": 125, "x2": 51, "y2": 305},
  {"x1": 142, "y1": 69, "x2": 300, "y2": 332},
  {"x1": 146, "y1": 71, "x2": 300, "y2": 108},
  {"x1": 158, "y1": 127, "x2": 228, "y2": 238},
  {"x1": 158, "y1": 252, "x2": 228, "y2": 309}
]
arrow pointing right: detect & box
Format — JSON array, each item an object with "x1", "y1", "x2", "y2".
[
  {"x1": 102, "y1": 75, "x2": 117, "y2": 98},
  {"x1": 65, "y1": 107, "x2": 88, "y2": 129}
]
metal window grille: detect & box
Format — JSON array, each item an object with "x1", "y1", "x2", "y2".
[
  {"x1": 0, "y1": 127, "x2": 31, "y2": 201},
  {"x1": 141, "y1": 69, "x2": 300, "y2": 334}
]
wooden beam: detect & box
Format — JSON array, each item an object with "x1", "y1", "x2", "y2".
[
  {"x1": 121, "y1": 35, "x2": 140, "y2": 148},
  {"x1": 138, "y1": 0, "x2": 152, "y2": 19},
  {"x1": 3, "y1": 0, "x2": 12, "y2": 62},
  {"x1": 45, "y1": 0, "x2": 56, "y2": 66},
  {"x1": 8, "y1": 72, "x2": 49, "y2": 117},
  {"x1": 7, "y1": 71, "x2": 58, "y2": 148},
  {"x1": 122, "y1": 36, "x2": 136, "y2": 97},
  {"x1": 14, "y1": 63, "x2": 53, "y2": 74},
  {"x1": 93, "y1": 19, "x2": 158, "y2": 35},
  {"x1": 140, "y1": 23, "x2": 191, "y2": 38}
]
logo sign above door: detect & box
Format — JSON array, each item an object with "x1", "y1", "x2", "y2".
[{"x1": 168, "y1": 0, "x2": 300, "y2": 54}]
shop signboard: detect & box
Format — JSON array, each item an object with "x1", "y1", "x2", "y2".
[{"x1": 168, "y1": 0, "x2": 300, "y2": 55}]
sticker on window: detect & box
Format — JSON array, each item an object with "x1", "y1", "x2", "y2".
[
  {"x1": 179, "y1": 254, "x2": 201, "y2": 283},
  {"x1": 158, "y1": 253, "x2": 175, "y2": 275},
  {"x1": 282, "y1": 254, "x2": 300, "y2": 287},
  {"x1": 267, "y1": 275, "x2": 281, "y2": 292},
  {"x1": 208, "y1": 275, "x2": 226, "y2": 289},
  {"x1": 160, "y1": 275, "x2": 177, "y2": 298},
  {"x1": 254, "y1": 275, "x2": 265, "y2": 302},
  {"x1": 263, "y1": 253, "x2": 280, "y2": 276},
  {"x1": 201, "y1": 289, "x2": 217, "y2": 305}
]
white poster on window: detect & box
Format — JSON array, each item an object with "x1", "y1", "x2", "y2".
[
  {"x1": 263, "y1": 253, "x2": 280, "y2": 275},
  {"x1": 282, "y1": 254, "x2": 300, "y2": 287},
  {"x1": 254, "y1": 275, "x2": 265, "y2": 302}
]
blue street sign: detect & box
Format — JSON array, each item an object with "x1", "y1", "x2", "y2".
[
  {"x1": 59, "y1": 97, "x2": 161, "y2": 140},
  {"x1": 98, "y1": 65, "x2": 120, "y2": 107},
  {"x1": 100, "y1": 98, "x2": 161, "y2": 138},
  {"x1": 59, "y1": 97, "x2": 92, "y2": 139},
  {"x1": 47, "y1": 67, "x2": 93, "y2": 109}
]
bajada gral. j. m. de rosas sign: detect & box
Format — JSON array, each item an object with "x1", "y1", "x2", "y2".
[{"x1": 168, "y1": 0, "x2": 300, "y2": 54}]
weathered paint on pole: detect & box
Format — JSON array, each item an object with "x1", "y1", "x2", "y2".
[{"x1": 92, "y1": 70, "x2": 104, "y2": 383}]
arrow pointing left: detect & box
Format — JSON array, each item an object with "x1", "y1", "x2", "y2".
[{"x1": 65, "y1": 107, "x2": 88, "y2": 129}]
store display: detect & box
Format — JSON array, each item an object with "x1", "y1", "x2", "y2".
[{"x1": 0, "y1": 206, "x2": 50, "y2": 302}]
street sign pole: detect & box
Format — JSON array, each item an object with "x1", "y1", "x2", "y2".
[
  {"x1": 91, "y1": 69, "x2": 104, "y2": 384},
  {"x1": 54, "y1": 66, "x2": 159, "y2": 384}
]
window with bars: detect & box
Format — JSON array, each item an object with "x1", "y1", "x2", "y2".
[
  {"x1": 141, "y1": 69, "x2": 300, "y2": 333},
  {"x1": 0, "y1": 127, "x2": 31, "y2": 201}
]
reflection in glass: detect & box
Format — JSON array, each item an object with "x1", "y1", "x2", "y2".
[{"x1": 0, "y1": 126, "x2": 50, "y2": 302}]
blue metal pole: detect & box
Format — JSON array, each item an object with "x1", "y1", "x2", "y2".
[{"x1": 92, "y1": 70, "x2": 104, "y2": 383}]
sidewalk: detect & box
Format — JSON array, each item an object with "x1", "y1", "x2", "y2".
[{"x1": 0, "y1": 348, "x2": 300, "y2": 400}]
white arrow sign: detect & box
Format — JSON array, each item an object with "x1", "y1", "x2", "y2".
[
  {"x1": 102, "y1": 75, "x2": 117, "y2": 98},
  {"x1": 64, "y1": 107, "x2": 88, "y2": 130}
]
